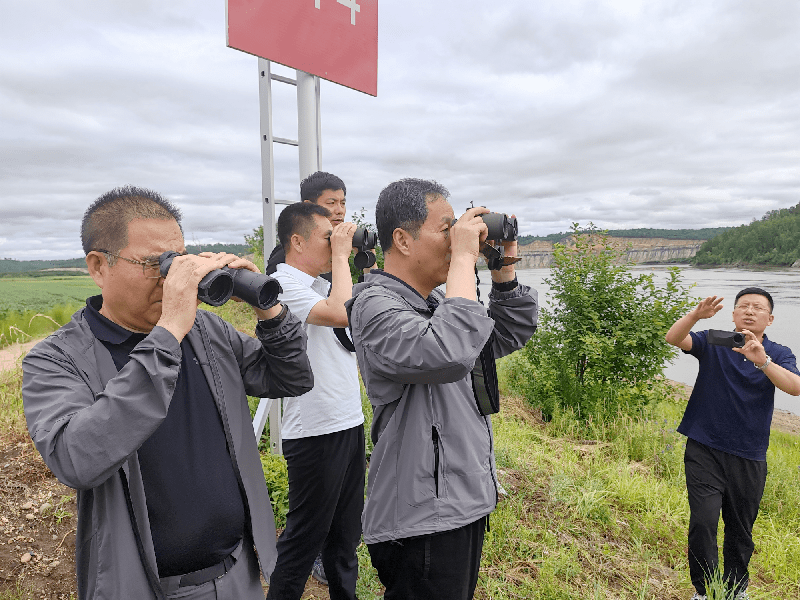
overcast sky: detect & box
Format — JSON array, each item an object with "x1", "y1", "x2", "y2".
[{"x1": 1, "y1": 0, "x2": 798, "y2": 259}]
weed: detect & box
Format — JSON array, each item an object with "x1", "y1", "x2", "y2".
[{"x1": 52, "y1": 494, "x2": 75, "y2": 524}]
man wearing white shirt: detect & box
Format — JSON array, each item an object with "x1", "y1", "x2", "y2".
[{"x1": 266, "y1": 201, "x2": 364, "y2": 600}]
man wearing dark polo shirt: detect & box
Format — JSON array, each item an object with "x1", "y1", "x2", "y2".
[
  {"x1": 665, "y1": 287, "x2": 800, "y2": 600},
  {"x1": 22, "y1": 186, "x2": 313, "y2": 599}
]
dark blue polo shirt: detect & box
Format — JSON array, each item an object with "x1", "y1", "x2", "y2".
[
  {"x1": 84, "y1": 296, "x2": 245, "y2": 577},
  {"x1": 677, "y1": 329, "x2": 799, "y2": 461}
]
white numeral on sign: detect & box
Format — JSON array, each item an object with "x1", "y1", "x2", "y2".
[
  {"x1": 313, "y1": 0, "x2": 360, "y2": 26},
  {"x1": 337, "y1": 0, "x2": 360, "y2": 25}
]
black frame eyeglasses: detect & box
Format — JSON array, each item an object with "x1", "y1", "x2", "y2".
[{"x1": 94, "y1": 250, "x2": 184, "y2": 279}]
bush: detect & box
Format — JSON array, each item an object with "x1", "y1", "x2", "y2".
[
  {"x1": 261, "y1": 453, "x2": 290, "y2": 528},
  {"x1": 516, "y1": 224, "x2": 694, "y2": 422}
]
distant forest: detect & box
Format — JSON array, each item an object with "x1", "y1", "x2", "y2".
[
  {"x1": 0, "y1": 243, "x2": 250, "y2": 276},
  {"x1": 693, "y1": 204, "x2": 800, "y2": 266},
  {"x1": 517, "y1": 227, "x2": 732, "y2": 246}
]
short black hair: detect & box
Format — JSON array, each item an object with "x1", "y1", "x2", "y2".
[
  {"x1": 735, "y1": 287, "x2": 774, "y2": 312},
  {"x1": 375, "y1": 178, "x2": 449, "y2": 252},
  {"x1": 81, "y1": 186, "x2": 182, "y2": 257},
  {"x1": 300, "y1": 171, "x2": 346, "y2": 202},
  {"x1": 277, "y1": 202, "x2": 332, "y2": 249}
]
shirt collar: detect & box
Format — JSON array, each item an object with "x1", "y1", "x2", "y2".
[
  {"x1": 84, "y1": 295, "x2": 138, "y2": 345},
  {"x1": 276, "y1": 262, "x2": 331, "y2": 296}
]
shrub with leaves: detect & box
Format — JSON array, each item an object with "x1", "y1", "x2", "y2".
[
  {"x1": 261, "y1": 452, "x2": 290, "y2": 529},
  {"x1": 519, "y1": 223, "x2": 694, "y2": 421}
]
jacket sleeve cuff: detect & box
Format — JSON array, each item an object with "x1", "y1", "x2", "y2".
[
  {"x1": 489, "y1": 282, "x2": 530, "y2": 302},
  {"x1": 148, "y1": 325, "x2": 182, "y2": 355}
]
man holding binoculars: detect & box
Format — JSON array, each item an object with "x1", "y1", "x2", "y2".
[
  {"x1": 264, "y1": 199, "x2": 366, "y2": 600},
  {"x1": 666, "y1": 288, "x2": 800, "y2": 599},
  {"x1": 347, "y1": 178, "x2": 538, "y2": 599},
  {"x1": 22, "y1": 186, "x2": 314, "y2": 599}
]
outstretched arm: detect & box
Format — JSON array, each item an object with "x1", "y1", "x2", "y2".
[
  {"x1": 665, "y1": 295, "x2": 724, "y2": 351},
  {"x1": 734, "y1": 329, "x2": 800, "y2": 396}
]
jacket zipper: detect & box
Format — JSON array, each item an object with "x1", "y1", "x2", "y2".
[
  {"x1": 484, "y1": 415, "x2": 499, "y2": 504},
  {"x1": 432, "y1": 426, "x2": 440, "y2": 498}
]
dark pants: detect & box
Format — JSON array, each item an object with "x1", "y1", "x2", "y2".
[
  {"x1": 367, "y1": 516, "x2": 487, "y2": 600},
  {"x1": 684, "y1": 438, "x2": 767, "y2": 595},
  {"x1": 266, "y1": 424, "x2": 365, "y2": 600}
]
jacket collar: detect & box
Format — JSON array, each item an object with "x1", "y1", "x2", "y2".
[{"x1": 355, "y1": 269, "x2": 441, "y2": 313}]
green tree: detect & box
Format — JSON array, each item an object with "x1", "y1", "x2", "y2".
[
  {"x1": 244, "y1": 225, "x2": 264, "y2": 260},
  {"x1": 518, "y1": 224, "x2": 694, "y2": 421}
]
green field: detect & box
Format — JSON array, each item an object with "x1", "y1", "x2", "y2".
[
  {"x1": 0, "y1": 276, "x2": 97, "y2": 348},
  {"x1": 0, "y1": 276, "x2": 97, "y2": 315}
]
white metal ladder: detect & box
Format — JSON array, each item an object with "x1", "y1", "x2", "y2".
[{"x1": 251, "y1": 60, "x2": 322, "y2": 455}]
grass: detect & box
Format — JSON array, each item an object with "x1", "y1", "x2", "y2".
[
  {"x1": 487, "y1": 355, "x2": 800, "y2": 599},
  {"x1": 4, "y1": 364, "x2": 800, "y2": 598}
]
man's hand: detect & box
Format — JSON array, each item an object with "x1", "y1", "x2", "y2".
[
  {"x1": 732, "y1": 329, "x2": 768, "y2": 365},
  {"x1": 332, "y1": 222, "x2": 358, "y2": 260},
  {"x1": 665, "y1": 294, "x2": 724, "y2": 351},
  {"x1": 158, "y1": 253, "x2": 239, "y2": 342},
  {"x1": 450, "y1": 206, "x2": 489, "y2": 264},
  {"x1": 691, "y1": 296, "x2": 725, "y2": 320},
  {"x1": 445, "y1": 207, "x2": 488, "y2": 301}
]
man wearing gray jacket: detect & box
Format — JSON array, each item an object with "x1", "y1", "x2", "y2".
[
  {"x1": 22, "y1": 186, "x2": 313, "y2": 600},
  {"x1": 346, "y1": 178, "x2": 538, "y2": 599}
]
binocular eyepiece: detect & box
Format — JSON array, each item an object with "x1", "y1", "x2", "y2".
[
  {"x1": 352, "y1": 227, "x2": 377, "y2": 270},
  {"x1": 159, "y1": 251, "x2": 283, "y2": 309},
  {"x1": 480, "y1": 212, "x2": 518, "y2": 242}
]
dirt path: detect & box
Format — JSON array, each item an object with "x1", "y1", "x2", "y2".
[{"x1": 0, "y1": 340, "x2": 42, "y2": 372}]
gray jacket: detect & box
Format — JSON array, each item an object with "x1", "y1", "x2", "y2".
[
  {"x1": 346, "y1": 272, "x2": 537, "y2": 543},
  {"x1": 22, "y1": 305, "x2": 313, "y2": 599}
]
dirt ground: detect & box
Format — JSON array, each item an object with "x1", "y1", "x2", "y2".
[{"x1": 1, "y1": 343, "x2": 799, "y2": 599}]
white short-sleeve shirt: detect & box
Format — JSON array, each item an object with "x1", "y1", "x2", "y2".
[{"x1": 272, "y1": 263, "x2": 364, "y2": 439}]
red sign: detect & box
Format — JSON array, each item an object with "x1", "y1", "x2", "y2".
[{"x1": 227, "y1": 0, "x2": 378, "y2": 96}]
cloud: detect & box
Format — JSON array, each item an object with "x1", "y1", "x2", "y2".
[{"x1": 0, "y1": 0, "x2": 798, "y2": 258}]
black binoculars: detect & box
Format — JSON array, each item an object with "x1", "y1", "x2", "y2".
[
  {"x1": 352, "y1": 227, "x2": 377, "y2": 270},
  {"x1": 480, "y1": 212, "x2": 518, "y2": 242},
  {"x1": 159, "y1": 251, "x2": 283, "y2": 309},
  {"x1": 707, "y1": 330, "x2": 746, "y2": 348}
]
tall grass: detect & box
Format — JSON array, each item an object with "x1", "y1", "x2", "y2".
[
  {"x1": 0, "y1": 366, "x2": 24, "y2": 441},
  {"x1": 0, "y1": 305, "x2": 81, "y2": 349}
]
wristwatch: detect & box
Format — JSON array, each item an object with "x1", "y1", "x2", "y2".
[{"x1": 754, "y1": 355, "x2": 772, "y2": 370}]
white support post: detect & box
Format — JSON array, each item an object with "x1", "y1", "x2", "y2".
[
  {"x1": 252, "y1": 65, "x2": 323, "y2": 456},
  {"x1": 296, "y1": 70, "x2": 322, "y2": 176}
]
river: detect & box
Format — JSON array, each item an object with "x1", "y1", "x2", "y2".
[{"x1": 479, "y1": 265, "x2": 800, "y2": 416}]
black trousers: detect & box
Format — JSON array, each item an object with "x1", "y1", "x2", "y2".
[
  {"x1": 367, "y1": 516, "x2": 487, "y2": 600},
  {"x1": 266, "y1": 424, "x2": 365, "y2": 600},
  {"x1": 684, "y1": 438, "x2": 767, "y2": 595}
]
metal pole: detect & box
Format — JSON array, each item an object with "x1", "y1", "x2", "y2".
[
  {"x1": 258, "y1": 59, "x2": 277, "y2": 253},
  {"x1": 296, "y1": 70, "x2": 322, "y2": 176},
  {"x1": 257, "y1": 58, "x2": 282, "y2": 455}
]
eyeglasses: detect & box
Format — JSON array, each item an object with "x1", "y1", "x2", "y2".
[
  {"x1": 734, "y1": 303, "x2": 771, "y2": 314},
  {"x1": 95, "y1": 250, "x2": 181, "y2": 279}
]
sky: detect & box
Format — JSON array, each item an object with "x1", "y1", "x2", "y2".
[{"x1": 1, "y1": 0, "x2": 798, "y2": 260}]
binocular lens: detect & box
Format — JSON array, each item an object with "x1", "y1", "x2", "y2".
[
  {"x1": 226, "y1": 267, "x2": 282, "y2": 310},
  {"x1": 199, "y1": 270, "x2": 235, "y2": 306}
]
